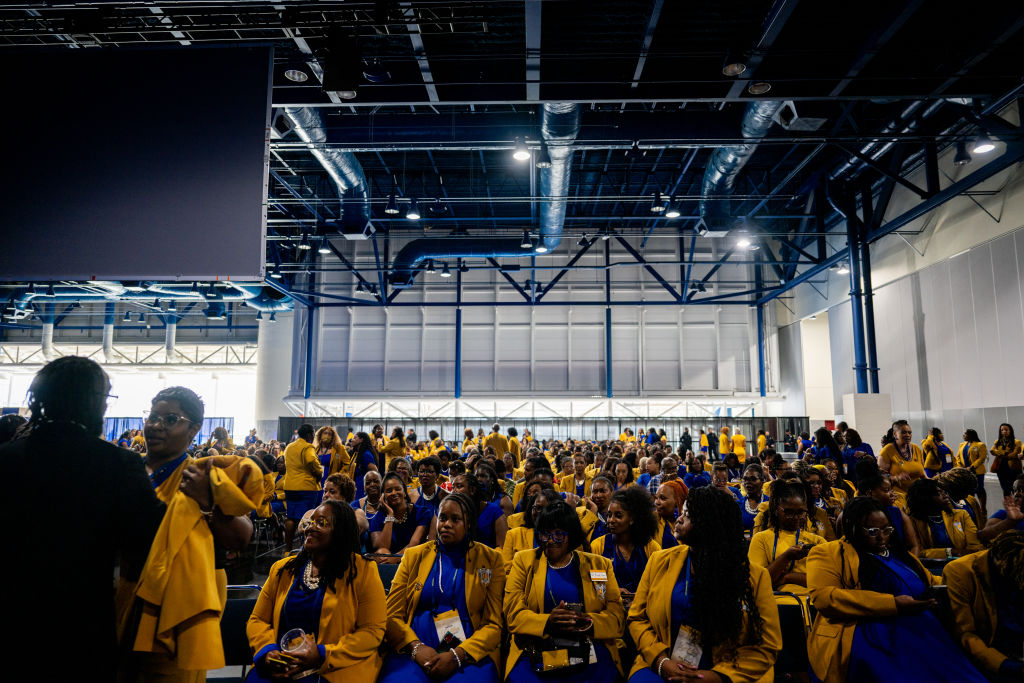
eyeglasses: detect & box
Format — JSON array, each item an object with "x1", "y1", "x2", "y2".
[
  {"x1": 307, "y1": 516, "x2": 332, "y2": 530},
  {"x1": 863, "y1": 525, "x2": 895, "y2": 538},
  {"x1": 144, "y1": 412, "x2": 193, "y2": 427},
  {"x1": 538, "y1": 530, "x2": 568, "y2": 544}
]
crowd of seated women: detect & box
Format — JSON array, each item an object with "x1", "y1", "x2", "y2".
[{"x1": 233, "y1": 417, "x2": 1023, "y2": 682}]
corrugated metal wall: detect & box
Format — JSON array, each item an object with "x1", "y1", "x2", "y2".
[{"x1": 828, "y1": 227, "x2": 1024, "y2": 444}]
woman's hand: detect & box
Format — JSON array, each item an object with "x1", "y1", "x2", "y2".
[
  {"x1": 894, "y1": 594, "x2": 936, "y2": 615},
  {"x1": 380, "y1": 499, "x2": 394, "y2": 518},
  {"x1": 784, "y1": 543, "x2": 811, "y2": 560},
  {"x1": 658, "y1": 659, "x2": 721, "y2": 682},
  {"x1": 423, "y1": 648, "x2": 461, "y2": 679},
  {"x1": 413, "y1": 643, "x2": 439, "y2": 670},
  {"x1": 257, "y1": 649, "x2": 294, "y2": 678},
  {"x1": 282, "y1": 634, "x2": 322, "y2": 677},
  {"x1": 583, "y1": 496, "x2": 598, "y2": 515},
  {"x1": 545, "y1": 601, "x2": 581, "y2": 633},
  {"x1": 179, "y1": 464, "x2": 213, "y2": 510},
  {"x1": 1003, "y1": 495, "x2": 1023, "y2": 521}
]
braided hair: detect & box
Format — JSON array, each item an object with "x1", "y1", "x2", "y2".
[
  {"x1": 439, "y1": 491, "x2": 479, "y2": 544},
  {"x1": 26, "y1": 356, "x2": 109, "y2": 435},
  {"x1": 989, "y1": 531, "x2": 1024, "y2": 591},
  {"x1": 684, "y1": 487, "x2": 763, "y2": 658}
]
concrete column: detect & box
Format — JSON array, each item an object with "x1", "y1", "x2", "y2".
[
  {"x1": 255, "y1": 311, "x2": 294, "y2": 441},
  {"x1": 842, "y1": 393, "x2": 893, "y2": 453}
]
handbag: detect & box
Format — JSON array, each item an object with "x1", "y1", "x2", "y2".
[{"x1": 515, "y1": 633, "x2": 592, "y2": 676}]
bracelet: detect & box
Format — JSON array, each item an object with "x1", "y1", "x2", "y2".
[
  {"x1": 385, "y1": 515, "x2": 397, "y2": 524},
  {"x1": 657, "y1": 656, "x2": 668, "y2": 678},
  {"x1": 946, "y1": 547, "x2": 953, "y2": 559},
  {"x1": 410, "y1": 642, "x2": 422, "y2": 659},
  {"x1": 449, "y1": 648, "x2": 462, "y2": 669}
]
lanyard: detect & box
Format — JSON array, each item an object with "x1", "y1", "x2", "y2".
[
  {"x1": 434, "y1": 548, "x2": 459, "y2": 602},
  {"x1": 146, "y1": 453, "x2": 188, "y2": 488},
  {"x1": 681, "y1": 556, "x2": 691, "y2": 599},
  {"x1": 772, "y1": 529, "x2": 800, "y2": 572}
]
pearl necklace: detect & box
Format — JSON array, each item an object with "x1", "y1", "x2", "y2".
[
  {"x1": 548, "y1": 555, "x2": 574, "y2": 570},
  {"x1": 745, "y1": 498, "x2": 759, "y2": 514},
  {"x1": 872, "y1": 548, "x2": 890, "y2": 558},
  {"x1": 303, "y1": 560, "x2": 320, "y2": 589}
]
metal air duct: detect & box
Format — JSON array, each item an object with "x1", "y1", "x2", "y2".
[
  {"x1": 389, "y1": 103, "x2": 581, "y2": 288},
  {"x1": 283, "y1": 106, "x2": 374, "y2": 239},
  {"x1": 699, "y1": 100, "x2": 784, "y2": 236}
]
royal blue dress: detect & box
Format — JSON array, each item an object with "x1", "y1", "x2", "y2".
[
  {"x1": 476, "y1": 501, "x2": 505, "y2": 548},
  {"x1": 509, "y1": 557, "x2": 615, "y2": 683},
  {"x1": 352, "y1": 449, "x2": 376, "y2": 500},
  {"x1": 683, "y1": 472, "x2": 711, "y2": 490},
  {"x1": 629, "y1": 557, "x2": 713, "y2": 683},
  {"x1": 599, "y1": 535, "x2": 650, "y2": 594},
  {"x1": 379, "y1": 542, "x2": 499, "y2": 683},
  {"x1": 847, "y1": 553, "x2": 986, "y2": 681},
  {"x1": 369, "y1": 505, "x2": 434, "y2": 553}
]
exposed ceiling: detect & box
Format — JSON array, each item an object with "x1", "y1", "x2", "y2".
[{"x1": 2, "y1": 0, "x2": 1024, "y2": 332}]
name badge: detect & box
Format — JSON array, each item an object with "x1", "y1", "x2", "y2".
[
  {"x1": 589, "y1": 570, "x2": 607, "y2": 581},
  {"x1": 671, "y1": 625, "x2": 703, "y2": 667},
  {"x1": 433, "y1": 609, "x2": 467, "y2": 647}
]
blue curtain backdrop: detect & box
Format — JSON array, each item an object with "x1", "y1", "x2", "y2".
[{"x1": 105, "y1": 417, "x2": 235, "y2": 448}]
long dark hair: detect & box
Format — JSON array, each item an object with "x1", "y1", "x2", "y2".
[
  {"x1": 609, "y1": 486, "x2": 657, "y2": 548},
  {"x1": 353, "y1": 431, "x2": 379, "y2": 469},
  {"x1": 813, "y1": 427, "x2": 841, "y2": 459},
  {"x1": 684, "y1": 487, "x2": 762, "y2": 658},
  {"x1": 997, "y1": 423, "x2": 1016, "y2": 451},
  {"x1": 282, "y1": 499, "x2": 360, "y2": 589},
  {"x1": 473, "y1": 461, "x2": 503, "y2": 503},
  {"x1": 842, "y1": 496, "x2": 927, "y2": 587}
]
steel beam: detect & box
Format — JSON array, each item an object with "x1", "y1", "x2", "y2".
[{"x1": 614, "y1": 235, "x2": 681, "y2": 301}]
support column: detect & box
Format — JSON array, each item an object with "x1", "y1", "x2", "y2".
[
  {"x1": 604, "y1": 238, "x2": 613, "y2": 398},
  {"x1": 255, "y1": 311, "x2": 294, "y2": 440},
  {"x1": 102, "y1": 302, "x2": 115, "y2": 364},
  {"x1": 757, "y1": 305, "x2": 766, "y2": 397},
  {"x1": 859, "y1": 184, "x2": 880, "y2": 393},
  {"x1": 455, "y1": 265, "x2": 463, "y2": 398},
  {"x1": 845, "y1": 200, "x2": 869, "y2": 393}
]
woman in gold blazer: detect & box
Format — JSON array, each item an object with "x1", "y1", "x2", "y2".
[
  {"x1": 504, "y1": 500, "x2": 625, "y2": 683},
  {"x1": 627, "y1": 487, "x2": 782, "y2": 683},
  {"x1": 380, "y1": 492, "x2": 505, "y2": 683}
]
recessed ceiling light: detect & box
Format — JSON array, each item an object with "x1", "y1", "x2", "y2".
[
  {"x1": 284, "y1": 69, "x2": 309, "y2": 83},
  {"x1": 722, "y1": 63, "x2": 747, "y2": 77},
  {"x1": 737, "y1": 238, "x2": 752, "y2": 248},
  {"x1": 513, "y1": 139, "x2": 531, "y2": 162},
  {"x1": 747, "y1": 82, "x2": 772, "y2": 95},
  {"x1": 972, "y1": 135, "x2": 996, "y2": 154}
]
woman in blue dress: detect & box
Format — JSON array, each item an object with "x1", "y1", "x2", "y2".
[
  {"x1": 380, "y1": 493, "x2": 505, "y2": 683},
  {"x1": 370, "y1": 473, "x2": 434, "y2": 562},
  {"x1": 473, "y1": 460, "x2": 514, "y2": 517},
  {"x1": 806, "y1": 496, "x2": 986, "y2": 682},
  {"x1": 504, "y1": 501, "x2": 625, "y2": 683},
  {"x1": 737, "y1": 465, "x2": 769, "y2": 537},
  {"x1": 347, "y1": 431, "x2": 379, "y2": 501},
  {"x1": 840, "y1": 428, "x2": 874, "y2": 479},
  {"x1": 452, "y1": 472, "x2": 508, "y2": 550},
  {"x1": 854, "y1": 465, "x2": 921, "y2": 555},
  {"x1": 590, "y1": 486, "x2": 660, "y2": 609}
]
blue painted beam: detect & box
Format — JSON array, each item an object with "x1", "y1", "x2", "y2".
[
  {"x1": 264, "y1": 276, "x2": 313, "y2": 308},
  {"x1": 605, "y1": 306, "x2": 613, "y2": 398},
  {"x1": 536, "y1": 237, "x2": 596, "y2": 301},
  {"x1": 614, "y1": 235, "x2": 681, "y2": 301}
]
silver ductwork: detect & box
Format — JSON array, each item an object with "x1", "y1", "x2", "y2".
[
  {"x1": 164, "y1": 319, "x2": 176, "y2": 363},
  {"x1": 283, "y1": 106, "x2": 373, "y2": 238},
  {"x1": 390, "y1": 103, "x2": 581, "y2": 287},
  {"x1": 41, "y1": 321, "x2": 56, "y2": 361},
  {"x1": 830, "y1": 99, "x2": 945, "y2": 181},
  {"x1": 700, "y1": 101, "x2": 784, "y2": 236}
]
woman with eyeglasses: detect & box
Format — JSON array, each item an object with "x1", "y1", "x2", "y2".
[
  {"x1": 590, "y1": 486, "x2": 660, "y2": 608},
  {"x1": 370, "y1": 473, "x2": 435, "y2": 564},
  {"x1": 747, "y1": 479, "x2": 826, "y2": 596},
  {"x1": 805, "y1": 497, "x2": 986, "y2": 682},
  {"x1": 905, "y1": 478, "x2": 982, "y2": 559},
  {"x1": 502, "y1": 486, "x2": 590, "y2": 571},
  {"x1": 853, "y1": 464, "x2": 921, "y2": 556},
  {"x1": 504, "y1": 501, "x2": 625, "y2": 683},
  {"x1": 247, "y1": 500, "x2": 387, "y2": 682},
  {"x1": 627, "y1": 487, "x2": 782, "y2": 683},
  {"x1": 380, "y1": 493, "x2": 505, "y2": 683}
]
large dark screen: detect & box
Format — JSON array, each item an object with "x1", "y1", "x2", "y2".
[{"x1": 0, "y1": 47, "x2": 272, "y2": 281}]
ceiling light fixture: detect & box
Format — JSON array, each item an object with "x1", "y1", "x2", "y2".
[
  {"x1": 122, "y1": 311, "x2": 131, "y2": 323},
  {"x1": 459, "y1": 260, "x2": 469, "y2": 273},
  {"x1": 747, "y1": 82, "x2": 772, "y2": 95},
  {"x1": 46, "y1": 283, "x2": 55, "y2": 296},
  {"x1": 297, "y1": 232, "x2": 311, "y2": 250},
  {"x1": 256, "y1": 311, "x2": 264, "y2": 321},
  {"x1": 385, "y1": 191, "x2": 400, "y2": 215},
  {"x1": 405, "y1": 197, "x2": 421, "y2": 220},
  {"x1": 650, "y1": 191, "x2": 666, "y2": 213},
  {"x1": 578, "y1": 233, "x2": 589, "y2": 247},
  {"x1": 284, "y1": 68, "x2": 309, "y2": 83},
  {"x1": 696, "y1": 222, "x2": 709, "y2": 237},
  {"x1": 425, "y1": 260, "x2": 436, "y2": 274},
  {"x1": 362, "y1": 59, "x2": 391, "y2": 83},
  {"x1": 535, "y1": 244, "x2": 549, "y2": 254},
  {"x1": 602, "y1": 228, "x2": 613, "y2": 240},
  {"x1": 269, "y1": 312, "x2": 277, "y2": 322},
  {"x1": 535, "y1": 145, "x2": 552, "y2": 168},
  {"x1": 138, "y1": 312, "x2": 146, "y2": 324},
  {"x1": 722, "y1": 62, "x2": 747, "y2": 77},
  {"x1": 972, "y1": 134, "x2": 995, "y2": 154},
  {"x1": 512, "y1": 138, "x2": 531, "y2": 162},
  {"x1": 520, "y1": 230, "x2": 533, "y2": 249},
  {"x1": 270, "y1": 266, "x2": 283, "y2": 279},
  {"x1": 439, "y1": 262, "x2": 452, "y2": 278},
  {"x1": 953, "y1": 141, "x2": 972, "y2": 166},
  {"x1": 318, "y1": 237, "x2": 332, "y2": 254},
  {"x1": 737, "y1": 237, "x2": 752, "y2": 248},
  {"x1": 431, "y1": 197, "x2": 448, "y2": 215},
  {"x1": 836, "y1": 264, "x2": 850, "y2": 275},
  {"x1": 356, "y1": 281, "x2": 366, "y2": 294},
  {"x1": 664, "y1": 200, "x2": 681, "y2": 219}
]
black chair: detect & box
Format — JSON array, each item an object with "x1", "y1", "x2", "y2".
[
  {"x1": 364, "y1": 553, "x2": 403, "y2": 592},
  {"x1": 219, "y1": 584, "x2": 264, "y2": 681},
  {"x1": 773, "y1": 591, "x2": 812, "y2": 680}
]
